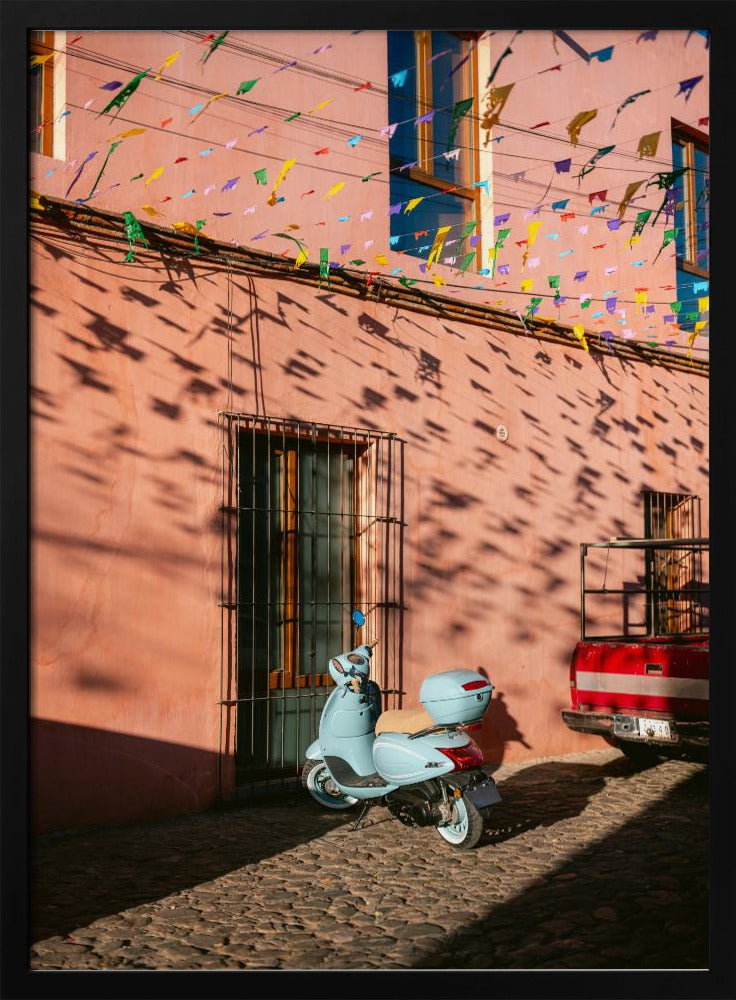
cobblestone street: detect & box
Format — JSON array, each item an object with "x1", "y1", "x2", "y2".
[{"x1": 30, "y1": 748, "x2": 708, "y2": 971}]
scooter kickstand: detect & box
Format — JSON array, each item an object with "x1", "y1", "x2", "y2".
[{"x1": 350, "y1": 802, "x2": 371, "y2": 832}]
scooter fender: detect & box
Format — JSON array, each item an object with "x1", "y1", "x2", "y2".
[
  {"x1": 305, "y1": 740, "x2": 323, "y2": 761},
  {"x1": 373, "y1": 730, "x2": 468, "y2": 785}
]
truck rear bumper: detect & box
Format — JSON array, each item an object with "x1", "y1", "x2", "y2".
[{"x1": 562, "y1": 709, "x2": 709, "y2": 749}]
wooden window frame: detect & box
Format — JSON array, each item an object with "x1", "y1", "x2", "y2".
[
  {"x1": 30, "y1": 30, "x2": 55, "y2": 158},
  {"x1": 390, "y1": 30, "x2": 482, "y2": 268},
  {"x1": 671, "y1": 119, "x2": 709, "y2": 279}
]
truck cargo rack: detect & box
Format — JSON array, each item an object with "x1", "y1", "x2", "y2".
[{"x1": 579, "y1": 537, "x2": 709, "y2": 642}]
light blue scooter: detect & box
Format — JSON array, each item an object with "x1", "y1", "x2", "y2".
[{"x1": 302, "y1": 612, "x2": 501, "y2": 849}]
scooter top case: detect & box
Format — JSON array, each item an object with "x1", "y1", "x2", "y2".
[{"x1": 420, "y1": 669, "x2": 493, "y2": 725}]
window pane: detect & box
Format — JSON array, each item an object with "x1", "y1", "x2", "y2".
[
  {"x1": 388, "y1": 32, "x2": 418, "y2": 165},
  {"x1": 671, "y1": 140, "x2": 688, "y2": 261},
  {"x1": 430, "y1": 32, "x2": 472, "y2": 187},
  {"x1": 389, "y1": 173, "x2": 471, "y2": 260},
  {"x1": 694, "y1": 146, "x2": 709, "y2": 271}
]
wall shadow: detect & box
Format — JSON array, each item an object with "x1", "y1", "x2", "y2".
[
  {"x1": 31, "y1": 719, "x2": 352, "y2": 943},
  {"x1": 412, "y1": 765, "x2": 708, "y2": 969}
]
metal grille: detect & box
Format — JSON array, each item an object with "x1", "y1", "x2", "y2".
[
  {"x1": 220, "y1": 414, "x2": 404, "y2": 791},
  {"x1": 643, "y1": 492, "x2": 704, "y2": 636}
]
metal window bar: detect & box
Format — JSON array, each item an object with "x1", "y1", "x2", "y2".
[
  {"x1": 219, "y1": 413, "x2": 404, "y2": 796},
  {"x1": 580, "y1": 536, "x2": 709, "y2": 641}
]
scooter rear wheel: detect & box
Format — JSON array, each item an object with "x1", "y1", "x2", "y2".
[
  {"x1": 436, "y1": 792, "x2": 484, "y2": 849},
  {"x1": 302, "y1": 759, "x2": 359, "y2": 810}
]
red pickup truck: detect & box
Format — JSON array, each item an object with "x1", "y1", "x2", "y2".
[{"x1": 562, "y1": 537, "x2": 709, "y2": 765}]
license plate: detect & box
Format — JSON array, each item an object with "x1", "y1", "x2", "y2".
[
  {"x1": 637, "y1": 717, "x2": 673, "y2": 741},
  {"x1": 467, "y1": 779, "x2": 502, "y2": 810}
]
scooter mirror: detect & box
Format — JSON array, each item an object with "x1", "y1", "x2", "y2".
[{"x1": 352, "y1": 609, "x2": 366, "y2": 627}]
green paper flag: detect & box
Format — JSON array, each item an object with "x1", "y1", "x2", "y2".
[
  {"x1": 670, "y1": 301, "x2": 682, "y2": 313},
  {"x1": 361, "y1": 172, "x2": 382, "y2": 182},
  {"x1": 653, "y1": 227, "x2": 678, "y2": 263},
  {"x1": 202, "y1": 31, "x2": 229, "y2": 65},
  {"x1": 399, "y1": 276, "x2": 418, "y2": 287},
  {"x1": 319, "y1": 248, "x2": 330, "y2": 287},
  {"x1": 254, "y1": 168, "x2": 268, "y2": 185},
  {"x1": 577, "y1": 145, "x2": 615, "y2": 183},
  {"x1": 632, "y1": 209, "x2": 652, "y2": 237},
  {"x1": 284, "y1": 112, "x2": 301, "y2": 122},
  {"x1": 88, "y1": 140, "x2": 122, "y2": 197},
  {"x1": 447, "y1": 97, "x2": 474, "y2": 151},
  {"x1": 459, "y1": 219, "x2": 477, "y2": 242},
  {"x1": 349, "y1": 259, "x2": 366, "y2": 266},
  {"x1": 460, "y1": 251, "x2": 475, "y2": 273},
  {"x1": 524, "y1": 296, "x2": 542, "y2": 320},
  {"x1": 122, "y1": 211, "x2": 148, "y2": 262},
  {"x1": 547, "y1": 275, "x2": 560, "y2": 289},
  {"x1": 193, "y1": 219, "x2": 206, "y2": 255},
  {"x1": 98, "y1": 69, "x2": 150, "y2": 117},
  {"x1": 237, "y1": 79, "x2": 259, "y2": 94}
]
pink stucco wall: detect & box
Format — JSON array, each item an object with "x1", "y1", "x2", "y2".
[{"x1": 30, "y1": 28, "x2": 709, "y2": 832}]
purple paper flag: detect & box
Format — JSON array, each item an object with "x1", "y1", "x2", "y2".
[
  {"x1": 637, "y1": 30, "x2": 659, "y2": 43},
  {"x1": 399, "y1": 161, "x2": 417, "y2": 172},
  {"x1": 574, "y1": 271, "x2": 588, "y2": 282},
  {"x1": 414, "y1": 110, "x2": 435, "y2": 127},
  {"x1": 494, "y1": 213, "x2": 510, "y2": 225},
  {"x1": 340, "y1": 244, "x2": 351, "y2": 254},
  {"x1": 606, "y1": 219, "x2": 621, "y2": 230},
  {"x1": 100, "y1": 80, "x2": 123, "y2": 90},
  {"x1": 221, "y1": 177, "x2": 239, "y2": 191},
  {"x1": 601, "y1": 329, "x2": 614, "y2": 348},
  {"x1": 676, "y1": 75, "x2": 704, "y2": 101},
  {"x1": 498, "y1": 264, "x2": 510, "y2": 275},
  {"x1": 388, "y1": 203, "x2": 402, "y2": 216},
  {"x1": 606, "y1": 297, "x2": 618, "y2": 314},
  {"x1": 554, "y1": 158, "x2": 572, "y2": 173}
]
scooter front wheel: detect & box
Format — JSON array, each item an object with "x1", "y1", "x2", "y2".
[
  {"x1": 436, "y1": 792, "x2": 484, "y2": 849},
  {"x1": 302, "y1": 759, "x2": 359, "y2": 810}
]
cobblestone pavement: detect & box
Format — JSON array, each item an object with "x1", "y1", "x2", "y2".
[{"x1": 30, "y1": 748, "x2": 708, "y2": 970}]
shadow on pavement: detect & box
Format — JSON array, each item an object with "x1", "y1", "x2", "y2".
[
  {"x1": 484, "y1": 755, "x2": 636, "y2": 844},
  {"x1": 31, "y1": 788, "x2": 351, "y2": 944},
  {"x1": 412, "y1": 765, "x2": 708, "y2": 969}
]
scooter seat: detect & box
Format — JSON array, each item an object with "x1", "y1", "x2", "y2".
[{"x1": 374, "y1": 706, "x2": 435, "y2": 736}]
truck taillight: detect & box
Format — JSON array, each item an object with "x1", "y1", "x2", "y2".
[
  {"x1": 438, "y1": 740, "x2": 484, "y2": 771},
  {"x1": 569, "y1": 647, "x2": 580, "y2": 706}
]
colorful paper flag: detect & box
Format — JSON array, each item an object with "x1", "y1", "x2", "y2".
[{"x1": 566, "y1": 109, "x2": 597, "y2": 145}]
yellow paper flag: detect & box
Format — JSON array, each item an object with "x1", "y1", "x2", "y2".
[
  {"x1": 573, "y1": 324, "x2": 589, "y2": 352},
  {"x1": 30, "y1": 53, "x2": 54, "y2": 68},
  {"x1": 144, "y1": 166, "x2": 164, "y2": 188},
  {"x1": 155, "y1": 50, "x2": 181, "y2": 80},
  {"x1": 527, "y1": 221, "x2": 541, "y2": 247},
  {"x1": 173, "y1": 221, "x2": 198, "y2": 235},
  {"x1": 111, "y1": 128, "x2": 147, "y2": 140},
  {"x1": 294, "y1": 247, "x2": 309, "y2": 269},
  {"x1": 636, "y1": 130, "x2": 661, "y2": 158},
  {"x1": 426, "y1": 225, "x2": 452, "y2": 270},
  {"x1": 480, "y1": 83, "x2": 514, "y2": 144},
  {"x1": 433, "y1": 275, "x2": 446, "y2": 287},
  {"x1": 30, "y1": 191, "x2": 44, "y2": 210},
  {"x1": 404, "y1": 197, "x2": 424, "y2": 214},
  {"x1": 625, "y1": 235, "x2": 641, "y2": 249},
  {"x1": 487, "y1": 247, "x2": 497, "y2": 261},
  {"x1": 698, "y1": 297, "x2": 709, "y2": 313},
  {"x1": 308, "y1": 99, "x2": 333, "y2": 113},
  {"x1": 566, "y1": 109, "x2": 597, "y2": 145},
  {"x1": 140, "y1": 204, "x2": 162, "y2": 217},
  {"x1": 520, "y1": 279, "x2": 533, "y2": 293},
  {"x1": 267, "y1": 159, "x2": 296, "y2": 205},
  {"x1": 324, "y1": 181, "x2": 346, "y2": 200},
  {"x1": 635, "y1": 291, "x2": 647, "y2": 313},
  {"x1": 617, "y1": 180, "x2": 645, "y2": 219},
  {"x1": 375, "y1": 254, "x2": 388, "y2": 265}
]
